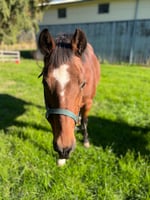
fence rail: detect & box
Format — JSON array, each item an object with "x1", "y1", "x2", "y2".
[{"x1": 0, "y1": 50, "x2": 20, "y2": 63}]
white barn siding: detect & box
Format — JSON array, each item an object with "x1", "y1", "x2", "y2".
[
  {"x1": 40, "y1": 0, "x2": 150, "y2": 26},
  {"x1": 138, "y1": 0, "x2": 150, "y2": 19},
  {"x1": 111, "y1": 1, "x2": 136, "y2": 21}
]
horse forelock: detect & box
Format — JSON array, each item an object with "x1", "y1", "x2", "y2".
[{"x1": 49, "y1": 50, "x2": 72, "y2": 70}]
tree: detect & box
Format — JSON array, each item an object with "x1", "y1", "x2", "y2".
[{"x1": 0, "y1": 0, "x2": 47, "y2": 44}]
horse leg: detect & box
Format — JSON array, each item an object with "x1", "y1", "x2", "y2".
[
  {"x1": 80, "y1": 99, "x2": 93, "y2": 148},
  {"x1": 81, "y1": 117, "x2": 90, "y2": 148}
]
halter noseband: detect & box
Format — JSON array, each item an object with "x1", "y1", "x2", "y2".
[{"x1": 46, "y1": 107, "x2": 78, "y2": 123}]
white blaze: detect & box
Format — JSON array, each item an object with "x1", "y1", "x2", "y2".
[
  {"x1": 53, "y1": 64, "x2": 70, "y2": 98},
  {"x1": 57, "y1": 158, "x2": 66, "y2": 166}
]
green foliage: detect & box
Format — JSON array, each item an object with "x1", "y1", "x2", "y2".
[
  {"x1": 0, "y1": 60, "x2": 150, "y2": 199},
  {"x1": 0, "y1": 0, "x2": 47, "y2": 44}
]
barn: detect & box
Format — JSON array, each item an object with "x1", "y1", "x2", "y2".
[{"x1": 39, "y1": 0, "x2": 150, "y2": 64}]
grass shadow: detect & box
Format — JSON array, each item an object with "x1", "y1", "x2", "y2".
[
  {"x1": 0, "y1": 93, "x2": 48, "y2": 132},
  {"x1": 88, "y1": 116, "x2": 150, "y2": 157},
  {"x1": 0, "y1": 94, "x2": 27, "y2": 130}
]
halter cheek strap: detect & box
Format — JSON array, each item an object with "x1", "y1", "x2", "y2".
[{"x1": 46, "y1": 108, "x2": 78, "y2": 123}]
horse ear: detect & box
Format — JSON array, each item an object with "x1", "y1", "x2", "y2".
[
  {"x1": 38, "y1": 28, "x2": 55, "y2": 55},
  {"x1": 71, "y1": 29, "x2": 87, "y2": 56}
]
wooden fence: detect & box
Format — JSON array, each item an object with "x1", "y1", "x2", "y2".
[{"x1": 0, "y1": 50, "x2": 20, "y2": 63}]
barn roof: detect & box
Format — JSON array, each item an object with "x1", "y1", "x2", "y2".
[
  {"x1": 50, "y1": 0, "x2": 86, "y2": 4},
  {"x1": 39, "y1": 0, "x2": 90, "y2": 6}
]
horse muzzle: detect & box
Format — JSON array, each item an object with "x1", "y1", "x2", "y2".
[{"x1": 53, "y1": 141, "x2": 75, "y2": 159}]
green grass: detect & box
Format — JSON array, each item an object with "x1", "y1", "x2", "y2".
[{"x1": 0, "y1": 60, "x2": 150, "y2": 199}]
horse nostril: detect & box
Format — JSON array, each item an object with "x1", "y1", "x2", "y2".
[
  {"x1": 53, "y1": 142, "x2": 72, "y2": 158},
  {"x1": 58, "y1": 147, "x2": 72, "y2": 159},
  {"x1": 62, "y1": 147, "x2": 72, "y2": 158}
]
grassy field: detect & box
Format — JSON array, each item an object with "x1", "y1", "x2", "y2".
[{"x1": 0, "y1": 60, "x2": 150, "y2": 200}]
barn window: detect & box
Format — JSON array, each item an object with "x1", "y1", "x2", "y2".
[
  {"x1": 98, "y1": 3, "x2": 109, "y2": 14},
  {"x1": 58, "y1": 8, "x2": 66, "y2": 18}
]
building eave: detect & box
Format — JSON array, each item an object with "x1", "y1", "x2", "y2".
[{"x1": 39, "y1": 0, "x2": 92, "y2": 6}]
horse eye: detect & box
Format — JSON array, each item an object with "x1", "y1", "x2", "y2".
[{"x1": 80, "y1": 81, "x2": 86, "y2": 88}]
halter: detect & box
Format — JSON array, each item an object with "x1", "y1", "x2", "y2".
[{"x1": 46, "y1": 107, "x2": 78, "y2": 123}]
